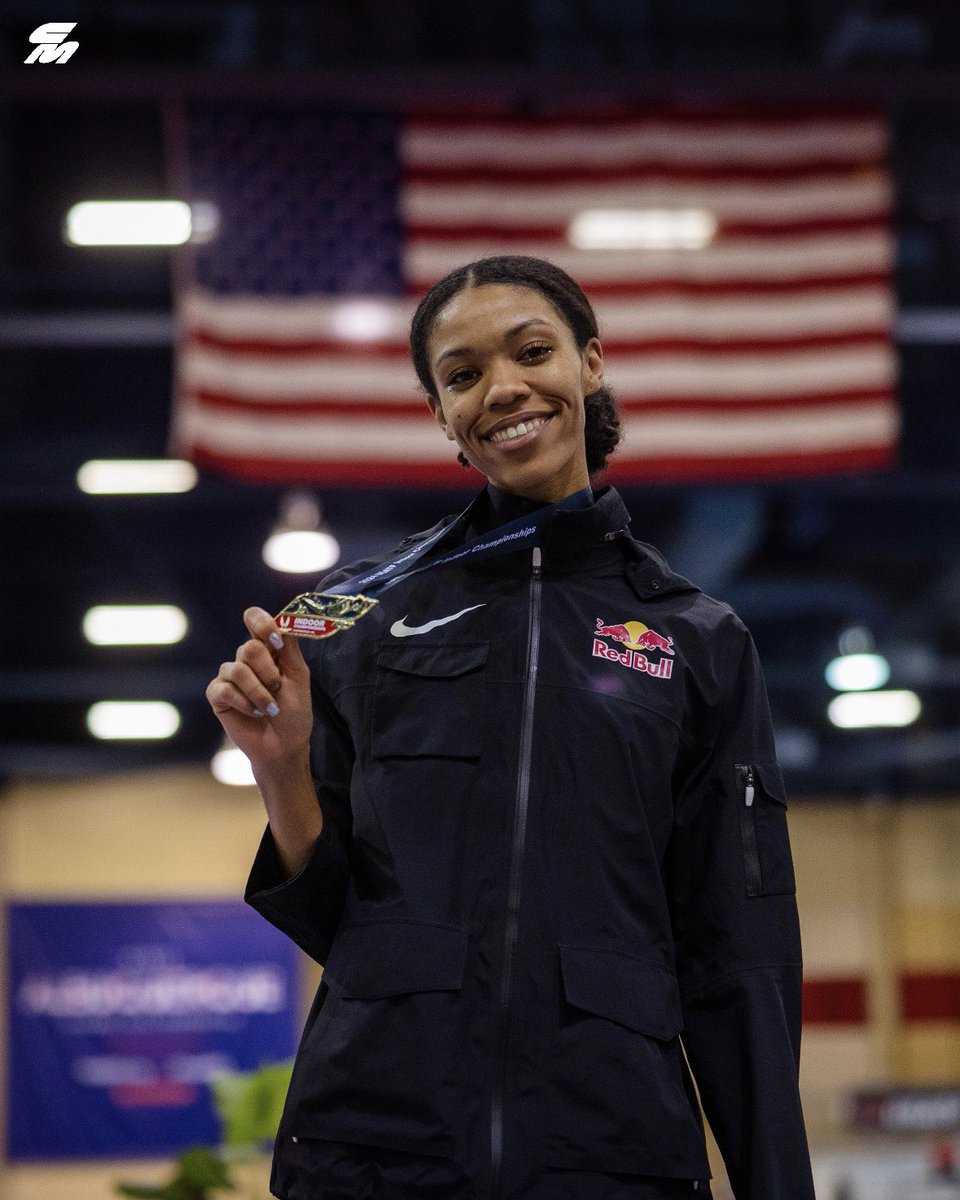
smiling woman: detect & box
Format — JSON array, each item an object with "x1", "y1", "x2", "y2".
[{"x1": 206, "y1": 255, "x2": 815, "y2": 1200}]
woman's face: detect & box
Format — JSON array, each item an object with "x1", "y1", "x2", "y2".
[{"x1": 425, "y1": 283, "x2": 603, "y2": 503}]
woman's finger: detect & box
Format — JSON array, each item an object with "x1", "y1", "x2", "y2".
[
  {"x1": 205, "y1": 675, "x2": 269, "y2": 719},
  {"x1": 214, "y1": 660, "x2": 282, "y2": 716},
  {"x1": 243, "y1": 605, "x2": 285, "y2": 652}
]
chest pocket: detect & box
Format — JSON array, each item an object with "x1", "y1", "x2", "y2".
[{"x1": 372, "y1": 641, "x2": 488, "y2": 760}]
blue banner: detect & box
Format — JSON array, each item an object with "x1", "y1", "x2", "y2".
[{"x1": 6, "y1": 900, "x2": 300, "y2": 1160}]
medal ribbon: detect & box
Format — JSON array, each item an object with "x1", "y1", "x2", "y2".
[{"x1": 276, "y1": 489, "x2": 590, "y2": 638}]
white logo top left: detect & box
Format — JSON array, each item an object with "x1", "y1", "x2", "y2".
[{"x1": 25, "y1": 22, "x2": 78, "y2": 64}]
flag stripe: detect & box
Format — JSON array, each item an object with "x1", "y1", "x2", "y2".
[
  {"x1": 180, "y1": 345, "x2": 894, "y2": 402},
  {"x1": 181, "y1": 286, "x2": 892, "y2": 341},
  {"x1": 404, "y1": 177, "x2": 890, "y2": 223},
  {"x1": 402, "y1": 117, "x2": 887, "y2": 168},
  {"x1": 184, "y1": 387, "x2": 895, "y2": 420},
  {"x1": 176, "y1": 400, "x2": 898, "y2": 459}
]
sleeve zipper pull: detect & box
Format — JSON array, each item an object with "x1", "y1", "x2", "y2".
[{"x1": 745, "y1": 767, "x2": 755, "y2": 807}]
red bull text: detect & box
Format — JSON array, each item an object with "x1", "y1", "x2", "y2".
[{"x1": 593, "y1": 618, "x2": 675, "y2": 680}]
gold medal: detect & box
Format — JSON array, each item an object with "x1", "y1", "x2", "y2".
[{"x1": 274, "y1": 592, "x2": 379, "y2": 639}]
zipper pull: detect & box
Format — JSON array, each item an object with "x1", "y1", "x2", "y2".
[
  {"x1": 744, "y1": 766, "x2": 755, "y2": 807},
  {"x1": 532, "y1": 546, "x2": 542, "y2": 579}
]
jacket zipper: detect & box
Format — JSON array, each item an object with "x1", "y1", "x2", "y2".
[
  {"x1": 491, "y1": 545, "x2": 543, "y2": 1198},
  {"x1": 736, "y1": 763, "x2": 763, "y2": 897}
]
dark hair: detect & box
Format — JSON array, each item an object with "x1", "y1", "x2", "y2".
[{"x1": 410, "y1": 255, "x2": 622, "y2": 477}]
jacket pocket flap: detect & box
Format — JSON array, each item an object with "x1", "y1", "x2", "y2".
[
  {"x1": 754, "y1": 760, "x2": 788, "y2": 807},
  {"x1": 323, "y1": 920, "x2": 468, "y2": 999},
  {"x1": 558, "y1": 945, "x2": 683, "y2": 1040},
  {"x1": 377, "y1": 641, "x2": 488, "y2": 679}
]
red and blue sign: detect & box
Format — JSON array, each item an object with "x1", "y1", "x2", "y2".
[{"x1": 6, "y1": 901, "x2": 299, "y2": 1159}]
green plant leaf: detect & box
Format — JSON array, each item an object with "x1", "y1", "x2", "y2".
[{"x1": 211, "y1": 1060, "x2": 293, "y2": 1147}]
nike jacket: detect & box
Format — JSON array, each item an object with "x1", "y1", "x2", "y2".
[{"x1": 245, "y1": 486, "x2": 815, "y2": 1200}]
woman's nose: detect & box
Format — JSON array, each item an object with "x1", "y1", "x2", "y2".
[{"x1": 483, "y1": 360, "x2": 532, "y2": 407}]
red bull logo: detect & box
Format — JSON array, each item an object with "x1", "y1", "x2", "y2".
[{"x1": 593, "y1": 618, "x2": 675, "y2": 680}]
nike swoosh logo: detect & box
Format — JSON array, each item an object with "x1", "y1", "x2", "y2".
[{"x1": 390, "y1": 604, "x2": 486, "y2": 638}]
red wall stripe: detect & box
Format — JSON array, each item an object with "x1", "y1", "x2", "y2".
[
  {"x1": 901, "y1": 973, "x2": 960, "y2": 1022},
  {"x1": 803, "y1": 977, "x2": 869, "y2": 1025}
]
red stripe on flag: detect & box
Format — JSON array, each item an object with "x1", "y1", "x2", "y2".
[
  {"x1": 404, "y1": 273, "x2": 893, "y2": 300},
  {"x1": 605, "y1": 444, "x2": 896, "y2": 482},
  {"x1": 405, "y1": 163, "x2": 886, "y2": 186},
  {"x1": 406, "y1": 216, "x2": 890, "y2": 243}
]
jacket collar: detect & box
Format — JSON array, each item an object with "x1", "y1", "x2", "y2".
[{"x1": 441, "y1": 485, "x2": 700, "y2": 601}]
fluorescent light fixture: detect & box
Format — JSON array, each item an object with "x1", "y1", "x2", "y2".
[
  {"x1": 83, "y1": 605, "x2": 189, "y2": 646},
  {"x1": 86, "y1": 701, "x2": 181, "y2": 740},
  {"x1": 211, "y1": 743, "x2": 257, "y2": 787},
  {"x1": 77, "y1": 459, "x2": 198, "y2": 494},
  {"x1": 263, "y1": 529, "x2": 341, "y2": 574},
  {"x1": 827, "y1": 690, "x2": 922, "y2": 729},
  {"x1": 568, "y1": 209, "x2": 717, "y2": 250},
  {"x1": 825, "y1": 653, "x2": 891, "y2": 692},
  {"x1": 65, "y1": 201, "x2": 219, "y2": 246}
]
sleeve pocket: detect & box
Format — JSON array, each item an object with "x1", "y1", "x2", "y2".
[
  {"x1": 735, "y1": 761, "x2": 796, "y2": 897},
  {"x1": 558, "y1": 945, "x2": 683, "y2": 1041},
  {"x1": 372, "y1": 641, "x2": 488, "y2": 760}
]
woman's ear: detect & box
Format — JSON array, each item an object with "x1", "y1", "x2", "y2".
[
  {"x1": 426, "y1": 394, "x2": 457, "y2": 441},
  {"x1": 582, "y1": 337, "x2": 604, "y2": 394}
]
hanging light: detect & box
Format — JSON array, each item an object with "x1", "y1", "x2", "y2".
[
  {"x1": 262, "y1": 491, "x2": 340, "y2": 574},
  {"x1": 211, "y1": 739, "x2": 257, "y2": 787}
]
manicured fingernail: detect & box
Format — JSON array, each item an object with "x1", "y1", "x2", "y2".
[
  {"x1": 252, "y1": 709, "x2": 265, "y2": 718},
  {"x1": 266, "y1": 702, "x2": 280, "y2": 717},
  {"x1": 269, "y1": 633, "x2": 284, "y2": 650}
]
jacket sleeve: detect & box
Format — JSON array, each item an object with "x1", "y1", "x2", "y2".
[
  {"x1": 245, "y1": 674, "x2": 354, "y2": 966},
  {"x1": 667, "y1": 616, "x2": 815, "y2": 1200}
]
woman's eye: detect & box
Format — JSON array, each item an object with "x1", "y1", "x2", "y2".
[
  {"x1": 446, "y1": 368, "x2": 476, "y2": 388},
  {"x1": 520, "y1": 342, "x2": 552, "y2": 362}
]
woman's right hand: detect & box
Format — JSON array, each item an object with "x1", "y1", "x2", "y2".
[{"x1": 205, "y1": 606, "x2": 314, "y2": 772}]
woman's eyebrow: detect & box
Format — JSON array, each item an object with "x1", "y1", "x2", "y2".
[{"x1": 434, "y1": 319, "x2": 556, "y2": 369}]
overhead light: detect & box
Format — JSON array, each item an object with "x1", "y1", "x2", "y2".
[
  {"x1": 825, "y1": 653, "x2": 891, "y2": 692},
  {"x1": 64, "y1": 200, "x2": 219, "y2": 246},
  {"x1": 263, "y1": 491, "x2": 340, "y2": 575},
  {"x1": 83, "y1": 605, "x2": 189, "y2": 646},
  {"x1": 331, "y1": 300, "x2": 398, "y2": 341},
  {"x1": 828, "y1": 691, "x2": 922, "y2": 729},
  {"x1": 211, "y1": 741, "x2": 257, "y2": 787},
  {"x1": 568, "y1": 209, "x2": 717, "y2": 250},
  {"x1": 86, "y1": 701, "x2": 181, "y2": 740},
  {"x1": 77, "y1": 459, "x2": 198, "y2": 494}
]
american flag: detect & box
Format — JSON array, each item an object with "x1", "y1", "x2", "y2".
[{"x1": 171, "y1": 108, "x2": 898, "y2": 485}]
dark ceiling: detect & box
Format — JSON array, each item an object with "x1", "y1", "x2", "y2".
[{"x1": 3, "y1": 1, "x2": 960, "y2": 797}]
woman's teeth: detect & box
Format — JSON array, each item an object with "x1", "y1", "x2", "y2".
[{"x1": 488, "y1": 417, "x2": 547, "y2": 444}]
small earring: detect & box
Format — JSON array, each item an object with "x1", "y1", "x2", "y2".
[{"x1": 457, "y1": 451, "x2": 471, "y2": 469}]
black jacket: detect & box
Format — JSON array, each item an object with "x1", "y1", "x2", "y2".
[{"x1": 246, "y1": 486, "x2": 815, "y2": 1200}]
